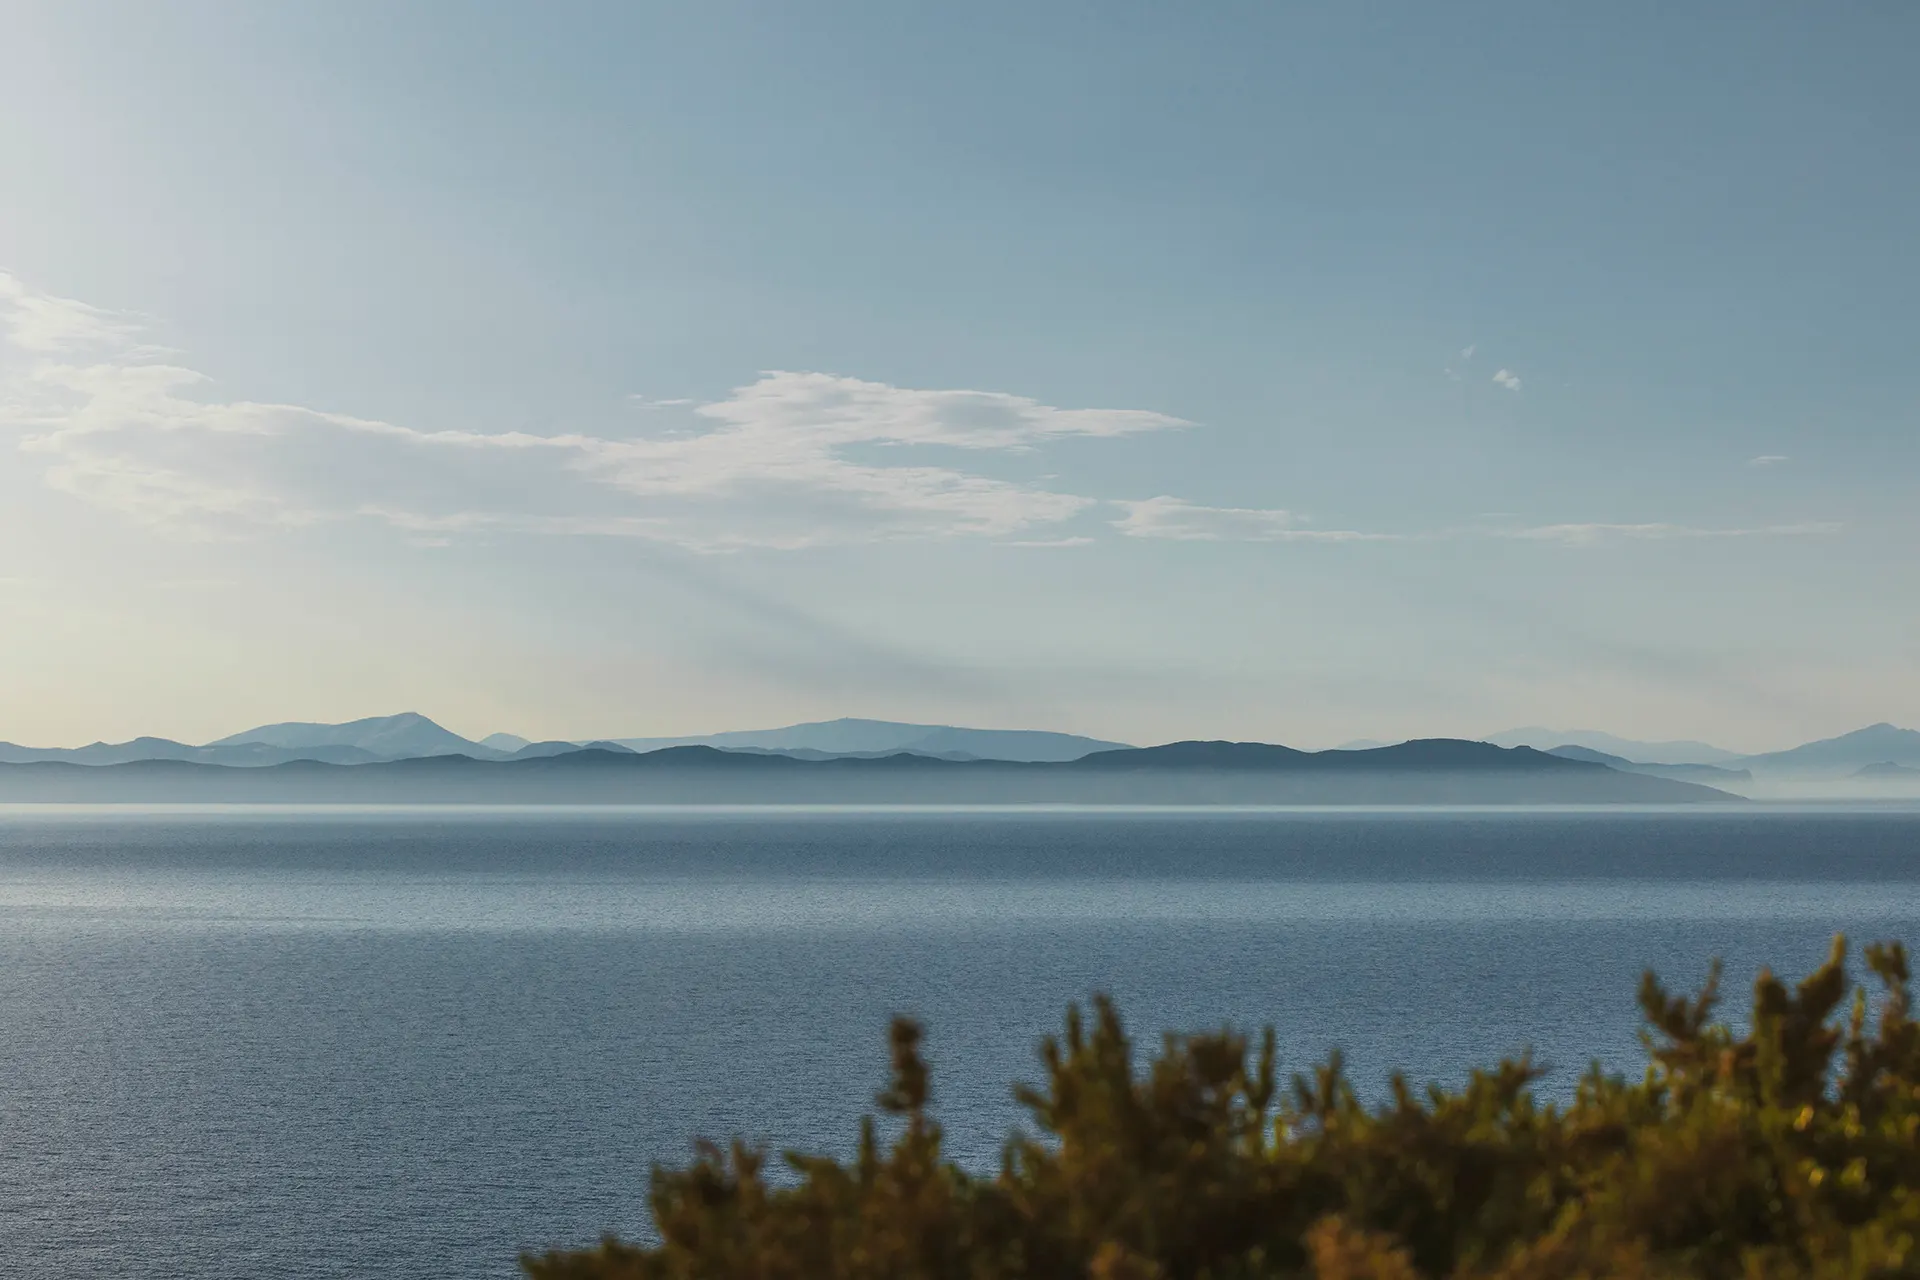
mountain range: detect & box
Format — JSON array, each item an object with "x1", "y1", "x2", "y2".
[
  {"x1": 608, "y1": 718, "x2": 1128, "y2": 762},
  {"x1": 3, "y1": 714, "x2": 1918, "y2": 799},
  {"x1": 1735, "y1": 723, "x2": 1920, "y2": 776},
  {"x1": 0, "y1": 714, "x2": 1123, "y2": 768},
  {"x1": 1486, "y1": 724, "x2": 1920, "y2": 788},
  {"x1": 1484, "y1": 727, "x2": 1746, "y2": 765},
  {"x1": 0, "y1": 739, "x2": 1733, "y2": 806},
  {"x1": 206, "y1": 713, "x2": 479, "y2": 759},
  {"x1": 1541, "y1": 745, "x2": 1753, "y2": 786}
]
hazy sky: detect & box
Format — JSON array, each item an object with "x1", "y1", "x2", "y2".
[{"x1": 2, "y1": 1, "x2": 1915, "y2": 750}]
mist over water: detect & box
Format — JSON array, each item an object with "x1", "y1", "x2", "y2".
[{"x1": 5, "y1": 806, "x2": 1920, "y2": 1278}]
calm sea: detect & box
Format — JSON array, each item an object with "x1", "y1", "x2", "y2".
[{"x1": 5, "y1": 805, "x2": 1920, "y2": 1278}]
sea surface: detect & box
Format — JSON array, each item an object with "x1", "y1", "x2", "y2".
[{"x1": 4, "y1": 804, "x2": 1920, "y2": 1278}]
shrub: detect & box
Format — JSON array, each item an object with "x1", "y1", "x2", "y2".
[{"x1": 524, "y1": 937, "x2": 1920, "y2": 1279}]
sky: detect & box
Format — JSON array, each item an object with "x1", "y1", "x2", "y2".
[{"x1": 1, "y1": 0, "x2": 1915, "y2": 751}]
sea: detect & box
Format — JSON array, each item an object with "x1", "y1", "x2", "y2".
[{"x1": 5, "y1": 804, "x2": 1920, "y2": 1278}]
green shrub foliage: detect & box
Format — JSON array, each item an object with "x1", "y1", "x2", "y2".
[{"x1": 525, "y1": 938, "x2": 1920, "y2": 1279}]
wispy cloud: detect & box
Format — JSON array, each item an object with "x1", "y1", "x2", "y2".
[
  {"x1": 1113, "y1": 497, "x2": 1399, "y2": 543},
  {"x1": 1749, "y1": 454, "x2": 1789, "y2": 467},
  {"x1": 0, "y1": 273, "x2": 1190, "y2": 551},
  {"x1": 0, "y1": 271, "x2": 140, "y2": 354},
  {"x1": 1491, "y1": 368, "x2": 1522, "y2": 392},
  {"x1": 0, "y1": 273, "x2": 1841, "y2": 558}
]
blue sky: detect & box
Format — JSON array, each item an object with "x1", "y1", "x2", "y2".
[{"x1": 1, "y1": 1, "x2": 1914, "y2": 749}]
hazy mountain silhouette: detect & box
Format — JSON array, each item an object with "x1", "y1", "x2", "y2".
[
  {"x1": 884, "y1": 725, "x2": 1128, "y2": 761},
  {"x1": 4, "y1": 714, "x2": 1123, "y2": 769},
  {"x1": 720, "y1": 745, "x2": 980, "y2": 762},
  {"x1": 1737, "y1": 723, "x2": 1920, "y2": 776},
  {"x1": 6, "y1": 714, "x2": 1914, "y2": 786},
  {"x1": 1485, "y1": 727, "x2": 1741, "y2": 765},
  {"x1": 611, "y1": 717, "x2": 1127, "y2": 762},
  {"x1": 507, "y1": 740, "x2": 591, "y2": 759},
  {"x1": 209, "y1": 712, "x2": 497, "y2": 759},
  {"x1": 0, "y1": 737, "x2": 382, "y2": 767},
  {"x1": 502, "y1": 739, "x2": 638, "y2": 759},
  {"x1": 1072, "y1": 738, "x2": 1739, "y2": 784},
  {"x1": 1853, "y1": 761, "x2": 1920, "y2": 780},
  {"x1": 0, "y1": 738, "x2": 1736, "y2": 805},
  {"x1": 1546, "y1": 743, "x2": 1753, "y2": 787}
]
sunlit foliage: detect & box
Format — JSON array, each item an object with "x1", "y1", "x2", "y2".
[{"x1": 525, "y1": 938, "x2": 1920, "y2": 1279}]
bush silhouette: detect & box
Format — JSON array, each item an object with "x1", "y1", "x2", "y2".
[{"x1": 524, "y1": 938, "x2": 1920, "y2": 1278}]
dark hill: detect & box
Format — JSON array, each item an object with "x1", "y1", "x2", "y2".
[
  {"x1": 1079, "y1": 739, "x2": 1591, "y2": 772},
  {"x1": 1076, "y1": 741, "x2": 1312, "y2": 768}
]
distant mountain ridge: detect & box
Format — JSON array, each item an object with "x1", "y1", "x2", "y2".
[
  {"x1": 610, "y1": 717, "x2": 1129, "y2": 763},
  {"x1": 1485, "y1": 727, "x2": 1743, "y2": 765},
  {"x1": 480, "y1": 733, "x2": 531, "y2": 752},
  {"x1": 1736, "y1": 723, "x2": 1920, "y2": 775},
  {"x1": 0, "y1": 712, "x2": 502, "y2": 768},
  {"x1": 0, "y1": 736, "x2": 384, "y2": 768},
  {"x1": 1855, "y1": 762, "x2": 1920, "y2": 780},
  {"x1": 3, "y1": 713, "x2": 1915, "y2": 793},
  {"x1": 0, "y1": 738, "x2": 1737, "y2": 805},
  {"x1": 1545, "y1": 744, "x2": 1753, "y2": 785},
  {"x1": 0, "y1": 714, "x2": 1125, "y2": 768},
  {"x1": 1478, "y1": 723, "x2": 1920, "y2": 796},
  {"x1": 210, "y1": 712, "x2": 490, "y2": 759}
]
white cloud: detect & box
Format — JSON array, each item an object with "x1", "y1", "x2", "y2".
[
  {"x1": 1749, "y1": 454, "x2": 1789, "y2": 467},
  {"x1": 0, "y1": 274, "x2": 1191, "y2": 551},
  {"x1": 0, "y1": 273, "x2": 1842, "y2": 558},
  {"x1": 0, "y1": 271, "x2": 140, "y2": 354},
  {"x1": 1491, "y1": 368, "x2": 1521, "y2": 392},
  {"x1": 1113, "y1": 497, "x2": 1399, "y2": 543}
]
